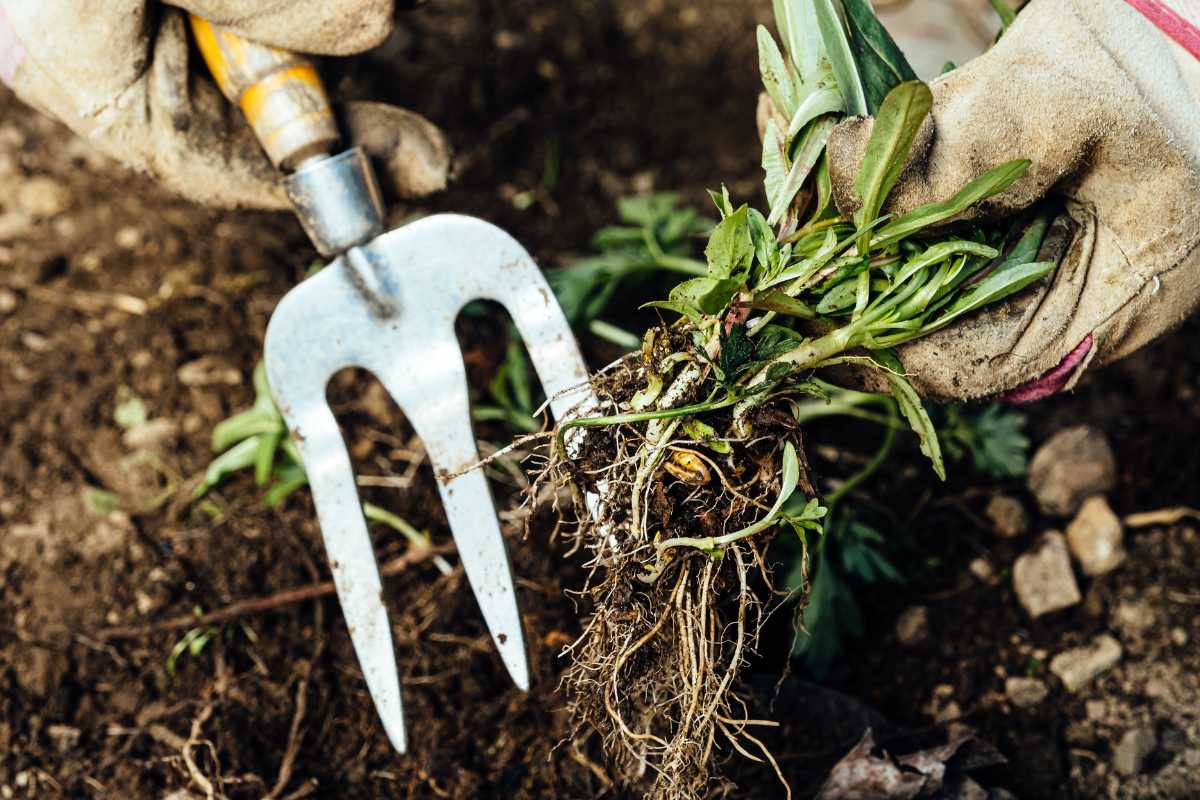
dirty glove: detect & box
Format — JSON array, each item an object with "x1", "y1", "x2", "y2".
[
  {"x1": 0, "y1": 1, "x2": 450, "y2": 209},
  {"x1": 826, "y1": 0, "x2": 1200, "y2": 401}
]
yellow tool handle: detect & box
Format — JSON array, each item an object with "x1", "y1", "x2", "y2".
[{"x1": 189, "y1": 15, "x2": 340, "y2": 170}]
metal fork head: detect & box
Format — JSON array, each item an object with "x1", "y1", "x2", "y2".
[{"x1": 263, "y1": 214, "x2": 597, "y2": 752}]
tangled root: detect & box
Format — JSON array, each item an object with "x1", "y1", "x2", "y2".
[{"x1": 530, "y1": 335, "x2": 812, "y2": 798}]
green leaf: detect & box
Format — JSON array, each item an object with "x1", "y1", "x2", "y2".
[
  {"x1": 755, "y1": 324, "x2": 807, "y2": 360},
  {"x1": 874, "y1": 350, "x2": 945, "y2": 480},
  {"x1": 718, "y1": 323, "x2": 755, "y2": 381},
  {"x1": 707, "y1": 186, "x2": 734, "y2": 218},
  {"x1": 705, "y1": 205, "x2": 754, "y2": 278},
  {"x1": 253, "y1": 429, "x2": 281, "y2": 486},
  {"x1": 749, "y1": 290, "x2": 817, "y2": 319},
  {"x1": 872, "y1": 159, "x2": 1031, "y2": 248},
  {"x1": 762, "y1": 120, "x2": 789, "y2": 224},
  {"x1": 195, "y1": 436, "x2": 260, "y2": 498},
  {"x1": 767, "y1": 115, "x2": 838, "y2": 226},
  {"x1": 816, "y1": 278, "x2": 860, "y2": 315},
  {"x1": 891, "y1": 240, "x2": 999, "y2": 289},
  {"x1": 641, "y1": 299, "x2": 703, "y2": 322},
  {"x1": 682, "y1": 418, "x2": 732, "y2": 454},
  {"x1": 812, "y1": 0, "x2": 868, "y2": 116},
  {"x1": 617, "y1": 193, "x2": 679, "y2": 226},
  {"x1": 841, "y1": 0, "x2": 918, "y2": 113},
  {"x1": 929, "y1": 260, "x2": 1054, "y2": 331},
  {"x1": 990, "y1": 0, "x2": 1017, "y2": 29},
  {"x1": 852, "y1": 81, "x2": 932, "y2": 251},
  {"x1": 758, "y1": 26, "x2": 799, "y2": 118},
  {"x1": 785, "y1": 87, "x2": 845, "y2": 140}
]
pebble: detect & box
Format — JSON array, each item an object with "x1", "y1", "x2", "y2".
[
  {"x1": 177, "y1": 356, "x2": 242, "y2": 387},
  {"x1": 1013, "y1": 531, "x2": 1081, "y2": 618},
  {"x1": 895, "y1": 605, "x2": 929, "y2": 647},
  {"x1": 1171, "y1": 627, "x2": 1189, "y2": 647},
  {"x1": 986, "y1": 495, "x2": 1028, "y2": 539},
  {"x1": 968, "y1": 558, "x2": 994, "y2": 580},
  {"x1": 46, "y1": 724, "x2": 79, "y2": 753},
  {"x1": 1066, "y1": 496, "x2": 1126, "y2": 575},
  {"x1": 1050, "y1": 634, "x2": 1122, "y2": 692},
  {"x1": 1085, "y1": 699, "x2": 1107, "y2": 721},
  {"x1": 1027, "y1": 425, "x2": 1117, "y2": 516},
  {"x1": 122, "y1": 418, "x2": 179, "y2": 452},
  {"x1": 115, "y1": 226, "x2": 141, "y2": 249},
  {"x1": 1005, "y1": 676, "x2": 1049, "y2": 708},
  {"x1": 16, "y1": 176, "x2": 71, "y2": 219},
  {"x1": 1112, "y1": 599, "x2": 1156, "y2": 639},
  {"x1": 1113, "y1": 727, "x2": 1157, "y2": 776},
  {"x1": 0, "y1": 288, "x2": 17, "y2": 314}
]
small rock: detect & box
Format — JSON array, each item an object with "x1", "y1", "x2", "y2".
[
  {"x1": 1171, "y1": 627, "x2": 1189, "y2": 647},
  {"x1": 1113, "y1": 728, "x2": 1156, "y2": 776},
  {"x1": 986, "y1": 495, "x2": 1028, "y2": 538},
  {"x1": 1085, "y1": 699, "x2": 1107, "y2": 720},
  {"x1": 122, "y1": 418, "x2": 179, "y2": 452},
  {"x1": 1005, "y1": 676, "x2": 1048, "y2": 708},
  {"x1": 1028, "y1": 426, "x2": 1117, "y2": 516},
  {"x1": 1050, "y1": 634, "x2": 1122, "y2": 692},
  {"x1": 968, "y1": 558, "x2": 994, "y2": 580},
  {"x1": 1013, "y1": 532, "x2": 1082, "y2": 618},
  {"x1": 177, "y1": 356, "x2": 242, "y2": 387},
  {"x1": 1112, "y1": 599, "x2": 1155, "y2": 639},
  {"x1": 1066, "y1": 496, "x2": 1126, "y2": 575},
  {"x1": 46, "y1": 724, "x2": 80, "y2": 753},
  {"x1": 1183, "y1": 749, "x2": 1200, "y2": 768},
  {"x1": 16, "y1": 176, "x2": 71, "y2": 219},
  {"x1": 1144, "y1": 677, "x2": 1173, "y2": 701},
  {"x1": 0, "y1": 288, "x2": 18, "y2": 314},
  {"x1": 895, "y1": 605, "x2": 929, "y2": 647},
  {"x1": 115, "y1": 226, "x2": 141, "y2": 249},
  {"x1": 0, "y1": 211, "x2": 32, "y2": 239}
]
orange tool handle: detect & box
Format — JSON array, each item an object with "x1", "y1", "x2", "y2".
[{"x1": 189, "y1": 15, "x2": 340, "y2": 170}]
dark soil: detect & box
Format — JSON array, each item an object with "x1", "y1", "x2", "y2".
[{"x1": 1, "y1": 1, "x2": 1198, "y2": 798}]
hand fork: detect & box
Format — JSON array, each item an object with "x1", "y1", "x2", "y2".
[{"x1": 190, "y1": 17, "x2": 599, "y2": 752}]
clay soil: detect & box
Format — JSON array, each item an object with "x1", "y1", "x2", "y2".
[{"x1": 1, "y1": 1, "x2": 1198, "y2": 798}]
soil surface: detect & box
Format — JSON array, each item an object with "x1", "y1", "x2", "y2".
[{"x1": 2, "y1": 1, "x2": 1198, "y2": 798}]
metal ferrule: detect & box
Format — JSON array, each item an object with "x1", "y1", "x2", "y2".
[{"x1": 284, "y1": 147, "x2": 385, "y2": 257}]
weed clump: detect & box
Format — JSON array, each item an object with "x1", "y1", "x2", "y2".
[{"x1": 535, "y1": 0, "x2": 1054, "y2": 795}]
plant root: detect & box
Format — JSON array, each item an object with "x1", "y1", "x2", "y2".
[{"x1": 531, "y1": 333, "x2": 814, "y2": 798}]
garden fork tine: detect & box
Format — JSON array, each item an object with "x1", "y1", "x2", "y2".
[{"x1": 190, "y1": 19, "x2": 600, "y2": 751}]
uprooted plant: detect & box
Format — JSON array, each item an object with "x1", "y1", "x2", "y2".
[{"x1": 536, "y1": 0, "x2": 1051, "y2": 795}]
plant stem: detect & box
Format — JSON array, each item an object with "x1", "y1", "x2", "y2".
[
  {"x1": 826, "y1": 402, "x2": 898, "y2": 508},
  {"x1": 588, "y1": 319, "x2": 642, "y2": 350}
]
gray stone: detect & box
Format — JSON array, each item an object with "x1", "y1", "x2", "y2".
[
  {"x1": 1028, "y1": 426, "x2": 1117, "y2": 516},
  {"x1": 1050, "y1": 634, "x2": 1123, "y2": 692},
  {"x1": 1005, "y1": 676, "x2": 1049, "y2": 708},
  {"x1": 895, "y1": 605, "x2": 929, "y2": 647},
  {"x1": 1113, "y1": 728, "x2": 1156, "y2": 776},
  {"x1": 986, "y1": 495, "x2": 1028, "y2": 538},
  {"x1": 1013, "y1": 532, "x2": 1081, "y2": 618},
  {"x1": 1066, "y1": 496, "x2": 1126, "y2": 575}
]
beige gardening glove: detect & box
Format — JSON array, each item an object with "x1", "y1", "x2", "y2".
[
  {"x1": 827, "y1": 0, "x2": 1200, "y2": 401},
  {"x1": 0, "y1": 1, "x2": 450, "y2": 209}
]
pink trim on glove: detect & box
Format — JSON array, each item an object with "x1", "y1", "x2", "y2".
[
  {"x1": 999, "y1": 335, "x2": 1094, "y2": 404},
  {"x1": 0, "y1": 6, "x2": 25, "y2": 84},
  {"x1": 1125, "y1": 0, "x2": 1200, "y2": 60}
]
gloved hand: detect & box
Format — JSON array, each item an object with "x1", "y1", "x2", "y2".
[
  {"x1": 826, "y1": 0, "x2": 1200, "y2": 401},
  {"x1": 0, "y1": 1, "x2": 450, "y2": 210}
]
